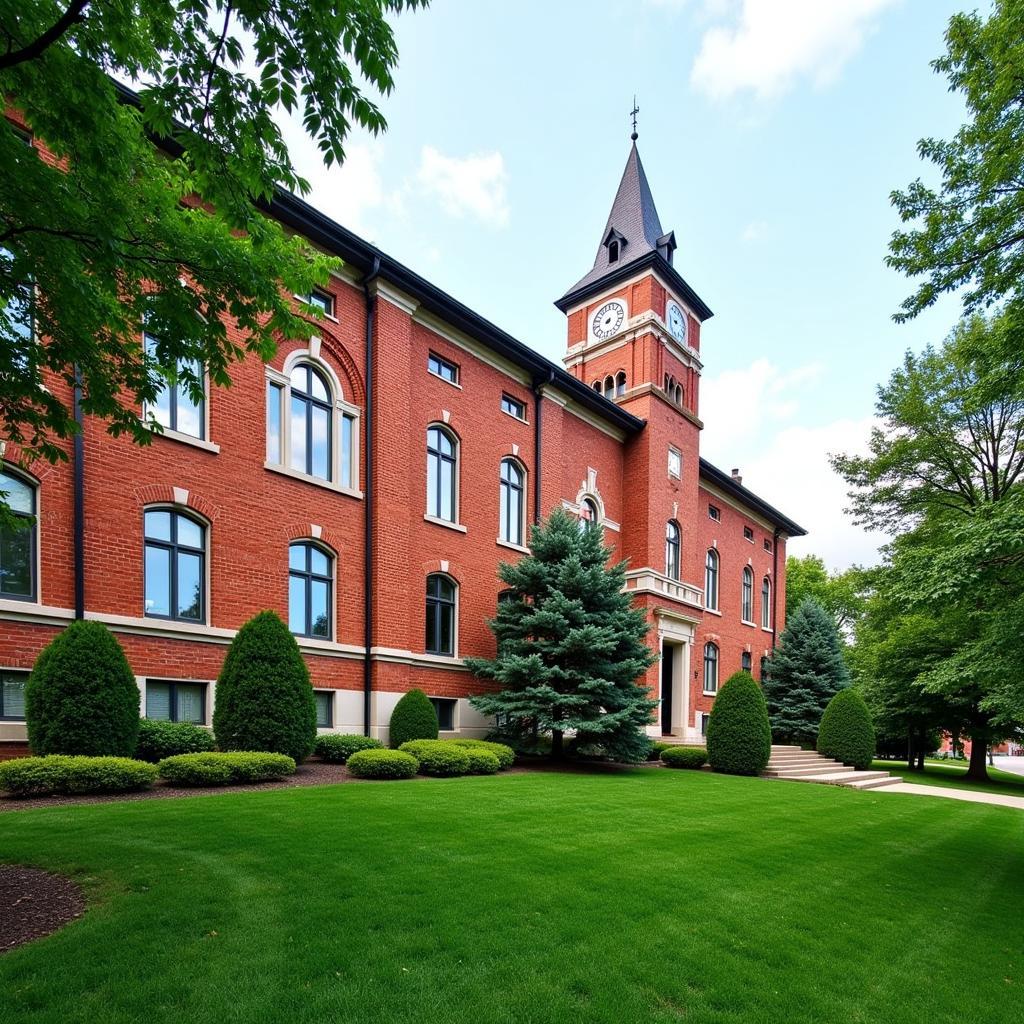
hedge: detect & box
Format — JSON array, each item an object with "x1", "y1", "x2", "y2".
[
  {"x1": 817, "y1": 688, "x2": 876, "y2": 770},
  {"x1": 158, "y1": 751, "x2": 296, "y2": 787},
  {"x1": 0, "y1": 755, "x2": 157, "y2": 797},
  {"x1": 213, "y1": 610, "x2": 317, "y2": 762},
  {"x1": 648, "y1": 741, "x2": 674, "y2": 762},
  {"x1": 463, "y1": 748, "x2": 501, "y2": 774},
  {"x1": 314, "y1": 734, "x2": 383, "y2": 764},
  {"x1": 661, "y1": 746, "x2": 707, "y2": 769},
  {"x1": 389, "y1": 689, "x2": 439, "y2": 748},
  {"x1": 134, "y1": 719, "x2": 215, "y2": 762},
  {"x1": 706, "y1": 671, "x2": 772, "y2": 776},
  {"x1": 26, "y1": 621, "x2": 140, "y2": 756},
  {"x1": 447, "y1": 738, "x2": 515, "y2": 769},
  {"x1": 398, "y1": 739, "x2": 472, "y2": 776},
  {"x1": 347, "y1": 748, "x2": 419, "y2": 780}
]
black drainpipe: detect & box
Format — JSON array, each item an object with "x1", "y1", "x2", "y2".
[
  {"x1": 531, "y1": 370, "x2": 554, "y2": 524},
  {"x1": 361, "y1": 257, "x2": 381, "y2": 736},
  {"x1": 73, "y1": 366, "x2": 85, "y2": 620},
  {"x1": 771, "y1": 527, "x2": 781, "y2": 650}
]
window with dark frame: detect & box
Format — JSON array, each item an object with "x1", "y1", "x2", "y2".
[
  {"x1": 144, "y1": 509, "x2": 205, "y2": 622},
  {"x1": 427, "y1": 425, "x2": 457, "y2": 521},
  {"x1": 426, "y1": 574, "x2": 456, "y2": 656},
  {"x1": 428, "y1": 352, "x2": 459, "y2": 384},
  {"x1": 289, "y1": 542, "x2": 333, "y2": 640},
  {"x1": 742, "y1": 566, "x2": 754, "y2": 622},
  {"x1": 704, "y1": 548, "x2": 719, "y2": 610},
  {"x1": 145, "y1": 680, "x2": 207, "y2": 723},
  {"x1": 579, "y1": 497, "x2": 600, "y2": 531},
  {"x1": 741, "y1": 651, "x2": 752, "y2": 673},
  {"x1": 0, "y1": 469, "x2": 36, "y2": 601},
  {"x1": 0, "y1": 669, "x2": 27, "y2": 720},
  {"x1": 764, "y1": 538, "x2": 773, "y2": 552},
  {"x1": 501, "y1": 393, "x2": 527, "y2": 420},
  {"x1": 708, "y1": 504, "x2": 721, "y2": 521},
  {"x1": 700, "y1": 712, "x2": 710, "y2": 737},
  {"x1": 303, "y1": 288, "x2": 335, "y2": 318},
  {"x1": 761, "y1": 576, "x2": 771, "y2": 629},
  {"x1": 703, "y1": 642, "x2": 719, "y2": 693},
  {"x1": 144, "y1": 332, "x2": 205, "y2": 440},
  {"x1": 315, "y1": 691, "x2": 333, "y2": 728},
  {"x1": 429, "y1": 696, "x2": 456, "y2": 731},
  {"x1": 499, "y1": 458, "x2": 525, "y2": 546},
  {"x1": 665, "y1": 520, "x2": 681, "y2": 581},
  {"x1": 743, "y1": 526, "x2": 754, "y2": 542},
  {"x1": 288, "y1": 363, "x2": 333, "y2": 481}
]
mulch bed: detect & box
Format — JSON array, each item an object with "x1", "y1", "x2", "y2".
[{"x1": 0, "y1": 865, "x2": 85, "y2": 954}]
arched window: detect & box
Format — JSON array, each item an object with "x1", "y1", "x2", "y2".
[
  {"x1": 426, "y1": 425, "x2": 458, "y2": 522},
  {"x1": 703, "y1": 642, "x2": 719, "y2": 694},
  {"x1": 592, "y1": 381, "x2": 602, "y2": 393},
  {"x1": 742, "y1": 566, "x2": 754, "y2": 622},
  {"x1": 289, "y1": 542, "x2": 333, "y2": 640},
  {"x1": 603, "y1": 375, "x2": 614, "y2": 398},
  {"x1": 426, "y1": 573, "x2": 457, "y2": 656},
  {"x1": 608, "y1": 239, "x2": 620, "y2": 263},
  {"x1": 615, "y1": 371, "x2": 627, "y2": 397},
  {"x1": 665, "y1": 520, "x2": 680, "y2": 581},
  {"x1": 761, "y1": 576, "x2": 771, "y2": 629},
  {"x1": 289, "y1": 363, "x2": 332, "y2": 480},
  {"x1": 499, "y1": 458, "x2": 525, "y2": 546},
  {"x1": 741, "y1": 651, "x2": 752, "y2": 673},
  {"x1": 0, "y1": 469, "x2": 36, "y2": 600},
  {"x1": 674, "y1": 384, "x2": 684, "y2": 406},
  {"x1": 144, "y1": 509, "x2": 205, "y2": 622},
  {"x1": 579, "y1": 497, "x2": 599, "y2": 531},
  {"x1": 144, "y1": 332, "x2": 205, "y2": 440},
  {"x1": 704, "y1": 548, "x2": 719, "y2": 611}
]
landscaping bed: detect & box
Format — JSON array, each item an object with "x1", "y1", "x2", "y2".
[{"x1": 0, "y1": 866, "x2": 85, "y2": 954}]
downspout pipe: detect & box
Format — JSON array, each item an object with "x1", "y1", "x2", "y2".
[
  {"x1": 73, "y1": 366, "x2": 85, "y2": 620},
  {"x1": 771, "y1": 527, "x2": 781, "y2": 650},
  {"x1": 531, "y1": 370, "x2": 554, "y2": 525},
  {"x1": 361, "y1": 257, "x2": 381, "y2": 736}
]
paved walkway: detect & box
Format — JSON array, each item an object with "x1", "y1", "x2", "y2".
[
  {"x1": 995, "y1": 756, "x2": 1024, "y2": 778},
  {"x1": 879, "y1": 782, "x2": 1024, "y2": 810}
]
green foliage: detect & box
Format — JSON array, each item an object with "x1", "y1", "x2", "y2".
[
  {"x1": 398, "y1": 739, "x2": 472, "y2": 777},
  {"x1": 648, "y1": 741, "x2": 674, "y2": 761},
  {"x1": 463, "y1": 748, "x2": 501, "y2": 775},
  {"x1": 388, "y1": 690, "x2": 439, "y2": 749},
  {"x1": 346, "y1": 748, "x2": 419, "y2": 780},
  {"x1": 706, "y1": 672, "x2": 772, "y2": 777},
  {"x1": 447, "y1": 738, "x2": 515, "y2": 769},
  {"x1": 785, "y1": 555, "x2": 869, "y2": 632},
  {"x1": 0, "y1": 755, "x2": 156, "y2": 796},
  {"x1": 134, "y1": 719, "x2": 215, "y2": 762},
  {"x1": 314, "y1": 734, "x2": 383, "y2": 764},
  {"x1": 817, "y1": 689, "x2": 876, "y2": 770},
  {"x1": 661, "y1": 746, "x2": 707, "y2": 770},
  {"x1": 157, "y1": 752, "x2": 295, "y2": 787},
  {"x1": 0, "y1": 0, "x2": 425, "y2": 482},
  {"x1": 764, "y1": 598, "x2": 850, "y2": 745},
  {"x1": 468, "y1": 508, "x2": 657, "y2": 762},
  {"x1": 888, "y1": 1, "x2": 1024, "y2": 319},
  {"x1": 25, "y1": 621, "x2": 140, "y2": 756},
  {"x1": 212, "y1": 610, "x2": 317, "y2": 762}
]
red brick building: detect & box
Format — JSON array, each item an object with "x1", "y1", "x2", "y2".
[{"x1": 0, "y1": 132, "x2": 804, "y2": 754}]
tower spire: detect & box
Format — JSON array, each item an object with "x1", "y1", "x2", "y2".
[{"x1": 630, "y1": 96, "x2": 639, "y2": 142}]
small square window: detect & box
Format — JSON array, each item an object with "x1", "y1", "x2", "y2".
[
  {"x1": 428, "y1": 352, "x2": 459, "y2": 384},
  {"x1": 501, "y1": 394, "x2": 527, "y2": 420},
  {"x1": 764, "y1": 538, "x2": 773, "y2": 552},
  {"x1": 0, "y1": 670, "x2": 28, "y2": 721},
  {"x1": 743, "y1": 526, "x2": 754, "y2": 542},
  {"x1": 708, "y1": 505, "x2": 721, "y2": 522},
  {"x1": 315, "y1": 690, "x2": 333, "y2": 728},
  {"x1": 303, "y1": 288, "x2": 335, "y2": 318},
  {"x1": 429, "y1": 697, "x2": 457, "y2": 731},
  {"x1": 668, "y1": 447, "x2": 682, "y2": 479}
]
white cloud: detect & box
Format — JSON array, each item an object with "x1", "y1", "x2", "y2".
[
  {"x1": 416, "y1": 146, "x2": 510, "y2": 228},
  {"x1": 740, "y1": 219, "x2": 769, "y2": 243},
  {"x1": 690, "y1": 0, "x2": 899, "y2": 101}
]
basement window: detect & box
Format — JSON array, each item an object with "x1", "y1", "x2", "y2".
[{"x1": 429, "y1": 697, "x2": 457, "y2": 731}]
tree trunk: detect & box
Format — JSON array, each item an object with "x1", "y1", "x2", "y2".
[
  {"x1": 551, "y1": 729, "x2": 564, "y2": 761},
  {"x1": 906, "y1": 733, "x2": 915, "y2": 769},
  {"x1": 965, "y1": 738, "x2": 989, "y2": 782},
  {"x1": 915, "y1": 748, "x2": 925, "y2": 771}
]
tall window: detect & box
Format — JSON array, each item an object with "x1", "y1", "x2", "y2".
[
  {"x1": 761, "y1": 576, "x2": 771, "y2": 629},
  {"x1": 742, "y1": 566, "x2": 754, "y2": 622},
  {"x1": 704, "y1": 548, "x2": 719, "y2": 611},
  {"x1": 741, "y1": 651, "x2": 752, "y2": 673},
  {"x1": 144, "y1": 509, "x2": 205, "y2": 622},
  {"x1": 0, "y1": 669, "x2": 27, "y2": 720},
  {"x1": 499, "y1": 458, "x2": 525, "y2": 546},
  {"x1": 665, "y1": 520, "x2": 680, "y2": 581},
  {"x1": 144, "y1": 333, "x2": 204, "y2": 439},
  {"x1": 289, "y1": 542, "x2": 333, "y2": 640},
  {"x1": 425, "y1": 574, "x2": 456, "y2": 656},
  {"x1": 0, "y1": 469, "x2": 36, "y2": 600},
  {"x1": 145, "y1": 680, "x2": 206, "y2": 723},
  {"x1": 315, "y1": 691, "x2": 333, "y2": 728},
  {"x1": 703, "y1": 642, "x2": 719, "y2": 694},
  {"x1": 427, "y1": 426, "x2": 457, "y2": 522},
  {"x1": 579, "y1": 497, "x2": 599, "y2": 531},
  {"x1": 615, "y1": 371, "x2": 626, "y2": 397},
  {"x1": 289, "y1": 363, "x2": 332, "y2": 480}
]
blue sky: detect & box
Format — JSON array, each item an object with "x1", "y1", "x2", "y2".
[{"x1": 283, "y1": 0, "x2": 974, "y2": 570}]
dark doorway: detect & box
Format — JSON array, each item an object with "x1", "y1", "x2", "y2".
[{"x1": 661, "y1": 643, "x2": 674, "y2": 735}]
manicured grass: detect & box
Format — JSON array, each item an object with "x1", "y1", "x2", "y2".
[
  {"x1": 873, "y1": 758, "x2": 1024, "y2": 797},
  {"x1": 1, "y1": 770, "x2": 1023, "y2": 1024}
]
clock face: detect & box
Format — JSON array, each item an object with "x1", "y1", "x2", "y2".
[
  {"x1": 667, "y1": 302, "x2": 687, "y2": 344},
  {"x1": 592, "y1": 301, "x2": 626, "y2": 340}
]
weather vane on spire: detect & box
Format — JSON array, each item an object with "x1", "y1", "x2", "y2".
[{"x1": 630, "y1": 96, "x2": 639, "y2": 141}]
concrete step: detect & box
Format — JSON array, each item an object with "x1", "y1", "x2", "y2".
[
  {"x1": 796, "y1": 770, "x2": 893, "y2": 784},
  {"x1": 770, "y1": 745, "x2": 802, "y2": 752},
  {"x1": 842, "y1": 775, "x2": 904, "y2": 790},
  {"x1": 768, "y1": 754, "x2": 833, "y2": 764},
  {"x1": 763, "y1": 764, "x2": 844, "y2": 777}
]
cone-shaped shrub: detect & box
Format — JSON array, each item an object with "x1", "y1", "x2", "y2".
[
  {"x1": 26, "y1": 621, "x2": 140, "y2": 756},
  {"x1": 212, "y1": 610, "x2": 317, "y2": 762},
  {"x1": 706, "y1": 671, "x2": 771, "y2": 776},
  {"x1": 817, "y1": 687, "x2": 876, "y2": 770},
  {"x1": 389, "y1": 689, "x2": 439, "y2": 748}
]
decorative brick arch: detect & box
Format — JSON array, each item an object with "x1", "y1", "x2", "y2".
[
  {"x1": 419, "y1": 558, "x2": 463, "y2": 584},
  {"x1": 133, "y1": 484, "x2": 220, "y2": 524},
  {"x1": 283, "y1": 522, "x2": 342, "y2": 555},
  {"x1": 317, "y1": 331, "x2": 366, "y2": 407}
]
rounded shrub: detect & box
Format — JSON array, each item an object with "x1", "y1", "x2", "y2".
[
  {"x1": 135, "y1": 719, "x2": 215, "y2": 762},
  {"x1": 661, "y1": 746, "x2": 707, "y2": 769},
  {"x1": 25, "y1": 621, "x2": 140, "y2": 756},
  {"x1": 0, "y1": 755, "x2": 157, "y2": 797},
  {"x1": 817, "y1": 688, "x2": 876, "y2": 770},
  {"x1": 398, "y1": 739, "x2": 472, "y2": 777},
  {"x1": 463, "y1": 748, "x2": 501, "y2": 774},
  {"x1": 314, "y1": 734, "x2": 383, "y2": 764},
  {"x1": 212, "y1": 610, "x2": 317, "y2": 762},
  {"x1": 706, "y1": 671, "x2": 772, "y2": 776},
  {"x1": 648, "y1": 741, "x2": 674, "y2": 762},
  {"x1": 347, "y1": 748, "x2": 419, "y2": 780},
  {"x1": 388, "y1": 689, "x2": 439, "y2": 748},
  {"x1": 448, "y1": 738, "x2": 515, "y2": 769},
  {"x1": 158, "y1": 751, "x2": 296, "y2": 787}
]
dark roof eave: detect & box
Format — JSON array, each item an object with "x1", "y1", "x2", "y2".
[{"x1": 699, "y1": 458, "x2": 807, "y2": 537}]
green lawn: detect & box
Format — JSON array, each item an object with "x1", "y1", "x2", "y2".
[
  {"x1": 1, "y1": 770, "x2": 1023, "y2": 1024},
  {"x1": 873, "y1": 758, "x2": 1024, "y2": 797}
]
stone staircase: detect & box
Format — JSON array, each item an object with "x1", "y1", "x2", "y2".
[{"x1": 762, "y1": 745, "x2": 900, "y2": 790}]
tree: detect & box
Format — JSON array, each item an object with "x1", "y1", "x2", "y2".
[
  {"x1": 763, "y1": 598, "x2": 850, "y2": 745},
  {"x1": 705, "y1": 671, "x2": 771, "y2": 776},
  {"x1": 785, "y1": 554, "x2": 869, "y2": 634},
  {"x1": 0, "y1": 0, "x2": 424, "y2": 480},
  {"x1": 25, "y1": 620, "x2": 139, "y2": 756},
  {"x1": 817, "y1": 688, "x2": 875, "y2": 771},
  {"x1": 467, "y1": 508, "x2": 657, "y2": 763},
  {"x1": 212, "y1": 610, "x2": 317, "y2": 762},
  {"x1": 888, "y1": 1, "x2": 1024, "y2": 320},
  {"x1": 388, "y1": 689, "x2": 439, "y2": 749}
]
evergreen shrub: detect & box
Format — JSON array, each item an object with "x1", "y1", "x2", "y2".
[
  {"x1": 817, "y1": 688, "x2": 876, "y2": 770},
  {"x1": 388, "y1": 689, "x2": 439, "y2": 748},
  {"x1": 706, "y1": 671, "x2": 772, "y2": 776},
  {"x1": 135, "y1": 719, "x2": 215, "y2": 762},
  {"x1": 347, "y1": 748, "x2": 419, "y2": 779},
  {"x1": 314, "y1": 734, "x2": 383, "y2": 763},
  {"x1": 661, "y1": 746, "x2": 707, "y2": 769}
]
